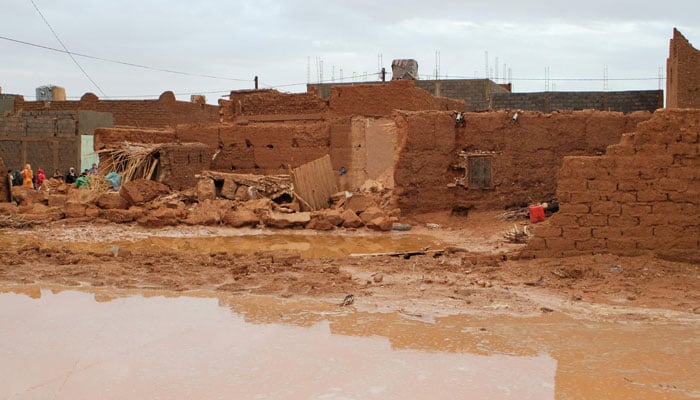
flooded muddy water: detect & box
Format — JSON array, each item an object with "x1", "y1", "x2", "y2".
[
  {"x1": 1, "y1": 286, "x2": 698, "y2": 399},
  {"x1": 3, "y1": 227, "x2": 444, "y2": 259}
]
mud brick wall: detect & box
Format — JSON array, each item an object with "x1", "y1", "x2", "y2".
[
  {"x1": 523, "y1": 109, "x2": 700, "y2": 262},
  {"x1": 222, "y1": 90, "x2": 328, "y2": 120},
  {"x1": 157, "y1": 144, "x2": 213, "y2": 191},
  {"x1": 667, "y1": 29, "x2": 700, "y2": 109},
  {"x1": 0, "y1": 157, "x2": 9, "y2": 202},
  {"x1": 328, "y1": 80, "x2": 464, "y2": 117},
  {"x1": 15, "y1": 91, "x2": 219, "y2": 128},
  {"x1": 393, "y1": 110, "x2": 651, "y2": 214},
  {"x1": 492, "y1": 91, "x2": 663, "y2": 113}
]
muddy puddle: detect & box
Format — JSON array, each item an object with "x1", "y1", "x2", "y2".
[
  {"x1": 2, "y1": 227, "x2": 443, "y2": 259},
  {"x1": 1, "y1": 286, "x2": 698, "y2": 399}
]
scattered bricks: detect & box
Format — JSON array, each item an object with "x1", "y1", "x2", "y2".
[
  {"x1": 48, "y1": 194, "x2": 67, "y2": 208},
  {"x1": 586, "y1": 179, "x2": 617, "y2": 192},
  {"x1": 64, "y1": 202, "x2": 86, "y2": 218},
  {"x1": 621, "y1": 203, "x2": 652, "y2": 217},
  {"x1": 592, "y1": 226, "x2": 623, "y2": 239},
  {"x1": 558, "y1": 203, "x2": 590, "y2": 214},
  {"x1": 568, "y1": 191, "x2": 602, "y2": 203},
  {"x1": 96, "y1": 192, "x2": 129, "y2": 210},
  {"x1": 608, "y1": 215, "x2": 640, "y2": 228},
  {"x1": 591, "y1": 201, "x2": 621, "y2": 215},
  {"x1": 561, "y1": 226, "x2": 593, "y2": 240},
  {"x1": 544, "y1": 237, "x2": 576, "y2": 252},
  {"x1": 577, "y1": 214, "x2": 608, "y2": 226},
  {"x1": 530, "y1": 223, "x2": 562, "y2": 238},
  {"x1": 574, "y1": 238, "x2": 607, "y2": 252}
]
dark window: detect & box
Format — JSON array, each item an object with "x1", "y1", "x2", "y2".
[{"x1": 468, "y1": 156, "x2": 492, "y2": 188}]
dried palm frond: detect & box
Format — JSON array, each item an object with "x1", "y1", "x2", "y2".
[
  {"x1": 503, "y1": 224, "x2": 531, "y2": 244},
  {"x1": 0, "y1": 214, "x2": 32, "y2": 229},
  {"x1": 97, "y1": 142, "x2": 161, "y2": 185}
]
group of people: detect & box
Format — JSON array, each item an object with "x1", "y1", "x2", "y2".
[{"x1": 7, "y1": 163, "x2": 98, "y2": 190}]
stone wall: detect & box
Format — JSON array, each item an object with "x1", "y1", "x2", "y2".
[
  {"x1": 492, "y1": 91, "x2": 663, "y2": 113},
  {"x1": 393, "y1": 110, "x2": 652, "y2": 214},
  {"x1": 522, "y1": 109, "x2": 700, "y2": 262},
  {"x1": 666, "y1": 28, "x2": 700, "y2": 109},
  {"x1": 15, "y1": 91, "x2": 219, "y2": 128}
]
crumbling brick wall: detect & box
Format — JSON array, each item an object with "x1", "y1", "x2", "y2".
[
  {"x1": 157, "y1": 143, "x2": 213, "y2": 191},
  {"x1": 15, "y1": 91, "x2": 219, "y2": 128},
  {"x1": 393, "y1": 110, "x2": 651, "y2": 214},
  {"x1": 522, "y1": 109, "x2": 700, "y2": 262},
  {"x1": 328, "y1": 80, "x2": 464, "y2": 117},
  {"x1": 667, "y1": 29, "x2": 700, "y2": 109},
  {"x1": 222, "y1": 90, "x2": 328, "y2": 121}
]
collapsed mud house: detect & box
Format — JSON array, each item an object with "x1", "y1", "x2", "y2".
[{"x1": 0, "y1": 28, "x2": 698, "y2": 262}]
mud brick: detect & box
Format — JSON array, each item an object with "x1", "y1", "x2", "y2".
[
  {"x1": 531, "y1": 224, "x2": 562, "y2": 238},
  {"x1": 48, "y1": 194, "x2": 67, "y2": 208},
  {"x1": 681, "y1": 131, "x2": 699, "y2": 144},
  {"x1": 621, "y1": 225, "x2": 653, "y2": 238},
  {"x1": 621, "y1": 203, "x2": 652, "y2": 217},
  {"x1": 569, "y1": 191, "x2": 602, "y2": 203},
  {"x1": 667, "y1": 142, "x2": 699, "y2": 156},
  {"x1": 636, "y1": 189, "x2": 668, "y2": 202},
  {"x1": 653, "y1": 225, "x2": 685, "y2": 238},
  {"x1": 651, "y1": 201, "x2": 684, "y2": 215},
  {"x1": 655, "y1": 178, "x2": 685, "y2": 192},
  {"x1": 591, "y1": 201, "x2": 621, "y2": 215},
  {"x1": 607, "y1": 144, "x2": 635, "y2": 156},
  {"x1": 562, "y1": 226, "x2": 592, "y2": 240},
  {"x1": 608, "y1": 215, "x2": 639, "y2": 228},
  {"x1": 544, "y1": 237, "x2": 576, "y2": 252},
  {"x1": 558, "y1": 203, "x2": 590, "y2": 215},
  {"x1": 667, "y1": 236, "x2": 700, "y2": 250},
  {"x1": 592, "y1": 226, "x2": 623, "y2": 239},
  {"x1": 639, "y1": 166, "x2": 669, "y2": 180},
  {"x1": 548, "y1": 213, "x2": 577, "y2": 226},
  {"x1": 524, "y1": 237, "x2": 546, "y2": 251},
  {"x1": 668, "y1": 188, "x2": 700, "y2": 203},
  {"x1": 667, "y1": 166, "x2": 700, "y2": 180},
  {"x1": 633, "y1": 144, "x2": 669, "y2": 156},
  {"x1": 608, "y1": 191, "x2": 636, "y2": 203},
  {"x1": 616, "y1": 179, "x2": 647, "y2": 192},
  {"x1": 574, "y1": 238, "x2": 607, "y2": 252},
  {"x1": 64, "y1": 202, "x2": 86, "y2": 218},
  {"x1": 556, "y1": 178, "x2": 586, "y2": 192},
  {"x1": 586, "y1": 179, "x2": 617, "y2": 192},
  {"x1": 578, "y1": 214, "x2": 608, "y2": 226}
]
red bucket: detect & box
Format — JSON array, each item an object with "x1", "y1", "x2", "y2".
[{"x1": 529, "y1": 205, "x2": 545, "y2": 223}]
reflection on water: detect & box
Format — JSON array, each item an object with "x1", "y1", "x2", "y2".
[
  {"x1": 0, "y1": 289, "x2": 555, "y2": 400},
  {"x1": 2, "y1": 287, "x2": 698, "y2": 399}
]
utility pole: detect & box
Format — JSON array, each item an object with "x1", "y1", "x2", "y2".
[
  {"x1": 254, "y1": 75, "x2": 258, "y2": 90},
  {"x1": 381, "y1": 67, "x2": 386, "y2": 82}
]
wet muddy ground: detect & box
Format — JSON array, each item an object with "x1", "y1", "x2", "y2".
[{"x1": 0, "y1": 211, "x2": 698, "y2": 398}]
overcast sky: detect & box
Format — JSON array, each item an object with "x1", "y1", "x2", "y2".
[{"x1": 1, "y1": 0, "x2": 698, "y2": 103}]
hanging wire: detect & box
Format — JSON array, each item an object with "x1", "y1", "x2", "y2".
[{"x1": 28, "y1": 0, "x2": 107, "y2": 96}]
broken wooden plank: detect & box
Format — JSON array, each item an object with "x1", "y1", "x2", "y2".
[{"x1": 350, "y1": 249, "x2": 445, "y2": 258}]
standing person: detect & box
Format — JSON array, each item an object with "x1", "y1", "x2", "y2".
[
  {"x1": 52, "y1": 169, "x2": 63, "y2": 181},
  {"x1": 36, "y1": 168, "x2": 46, "y2": 190},
  {"x1": 21, "y1": 163, "x2": 34, "y2": 189},
  {"x1": 65, "y1": 167, "x2": 77, "y2": 184},
  {"x1": 89, "y1": 163, "x2": 98, "y2": 175}
]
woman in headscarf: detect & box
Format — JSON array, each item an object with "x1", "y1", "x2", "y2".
[
  {"x1": 22, "y1": 163, "x2": 34, "y2": 189},
  {"x1": 36, "y1": 168, "x2": 46, "y2": 190}
]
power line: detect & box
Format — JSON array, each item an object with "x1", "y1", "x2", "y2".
[
  {"x1": 29, "y1": 0, "x2": 106, "y2": 96},
  {"x1": 0, "y1": 34, "x2": 251, "y2": 82}
]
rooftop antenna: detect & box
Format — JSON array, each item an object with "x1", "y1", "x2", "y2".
[
  {"x1": 484, "y1": 51, "x2": 489, "y2": 79},
  {"x1": 495, "y1": 56, "x2": 499, "y2": 82},
  {"x1": 545, "y1": 66, "x2": 550, "y2": 92},
  {"x1": 508, "y1": 67, "x2": 513, "y2": 90},
  {"x1": 319, "y1": 59, "x2": 324, "y2": 83},
  {"x1": 307, "y1": 56, "x2": 310, "y2": 83},
  {"x1": 603, "y1": 64, "x2": 609, "y2": 91},
  {"x1": 332, "y1": 65, "x2": 335, "y2": 82},
  {"x1": 658, "y1": 66, "x2": 663, "y2": 90},
  {"x1": 340, "y1": 68, "x2": 344, "y2": 82},
  {"x1": 503, "y1": 62, "x2": 506, "y2": 84}
]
